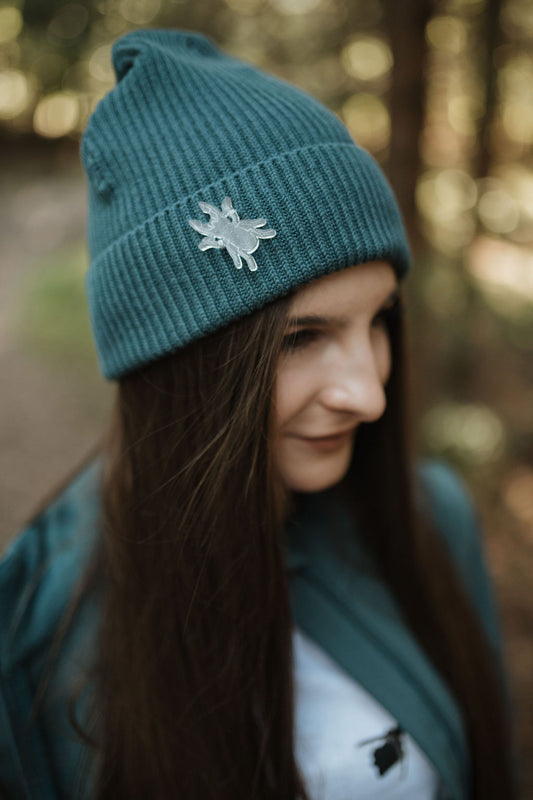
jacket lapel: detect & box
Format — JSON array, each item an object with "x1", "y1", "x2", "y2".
[{"x1": 285, "y1": 490, "x2": 471, "y2": 800}]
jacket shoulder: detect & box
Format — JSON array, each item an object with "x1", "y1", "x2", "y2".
[
  {"x1": 415, "y1": 457, "x2": 503, "y2": 659},
  {"x1": 415, "y1": 458, "x2": 518, "y2": 770},
  {"x1": 0, "y1": 456, "x2": 103, "y2": 799},
  {"x1": 0, "y1": 455, "x2": 103, "y2": 673},
  {"x1": 416, "y1": 458, "x2": 481, "y2": 571}
]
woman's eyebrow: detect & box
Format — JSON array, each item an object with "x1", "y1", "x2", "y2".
[{"x1": 287, "y1": 286, "x2": 400, "y2": 328}]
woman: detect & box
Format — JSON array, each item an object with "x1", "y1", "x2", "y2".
[{"x1": 0, "y1": 28, "x2": 520, "y2": 800}]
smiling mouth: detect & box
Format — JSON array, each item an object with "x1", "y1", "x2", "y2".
[
  {"x1": 300, "y1": 428, "x2": 356, "y2": 441},
  {"x1": 292, "y1": 428, "x2": 356, "y2": 447},
  {"x1": 293, "y1": 430, "x2": 354, "y2": 453}
]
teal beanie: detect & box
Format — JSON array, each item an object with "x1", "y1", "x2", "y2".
[{"x1": 81, "y1": 28, "x2": 411, "y2": 381}]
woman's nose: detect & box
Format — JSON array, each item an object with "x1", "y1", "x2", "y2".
[{"x1": 318, "y1": 345, "x2": 388, "y2": 423}]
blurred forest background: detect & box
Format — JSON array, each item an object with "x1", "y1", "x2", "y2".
[{"x1": 0, "y1": 0, "x2": 532, "y2": 793}]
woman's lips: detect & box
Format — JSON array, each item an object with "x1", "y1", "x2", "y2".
[{"x1": 293, "y1": 429, "x2": 355, "y2": 452}]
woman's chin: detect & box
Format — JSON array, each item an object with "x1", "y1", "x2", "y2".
[{"x1": 278, "y1": 443, "x2": 353, "y2": 494}]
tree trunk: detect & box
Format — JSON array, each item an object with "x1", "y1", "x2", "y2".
[{"x1": 384, "y1": 0, "x2": 433, "y2": 253}]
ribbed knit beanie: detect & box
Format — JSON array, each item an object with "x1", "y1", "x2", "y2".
[{"x1": 81, "y1": 27, "x2": 411, "y2": 381}]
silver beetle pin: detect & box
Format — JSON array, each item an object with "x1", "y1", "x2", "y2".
[{"x1": 188, "y1": 196, "x2": 277, "y2": 272}]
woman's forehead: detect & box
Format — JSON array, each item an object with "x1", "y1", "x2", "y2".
[{"x1": 289, "y1": 261, "x2": 397, "y2": 312}]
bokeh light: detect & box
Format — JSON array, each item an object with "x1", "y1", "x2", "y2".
[
  {"x1": 118, "y1": 0, "x2": 161, "y2": 25},
  {"x1": 467, "y1": 236, "x2": 533, "y2": 308},
  {"x1": 0, "y1": 6, "x2": 23, "y2": 43},
  {"x1": 416, "y1": 169, "x2": 478, "y2": 252},
  {"x1": 423, "y1": 402, "x2": 506, "y2": 464},
  {"x1": 88, "y1": 44, "x2": 115, "y2": 84},
  {"x1": 497, "y1": 53, "x2": 533, "y2": 145},
  {"x1": 425, "y1": 15, "x2": 468, "y2": 53},
  {"x1": 0, "y1": 69, "x2": 31, "y2": 119},
  {"x1": 478, "y1": 187, "x2": 520, "y2": 234},
  {"x1": 269, "y1": 0, "x2": 322, "y2": 14},
  {"x1": 341, "y1": 35, "x2": 392, "y2": 83},
  {"x1": 33, "y1": 91, "x2": 80, "y2": 138},
  {"x1": 342, "y1": 93, "x2": 390, "y2": 152}
]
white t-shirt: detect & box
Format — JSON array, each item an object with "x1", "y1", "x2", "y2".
[{"x1": 293, "y1": 627, "x2": 442, "y2": 799}]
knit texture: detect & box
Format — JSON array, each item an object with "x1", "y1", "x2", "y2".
[{"x1": 81, "y1": 28, "x2": 411, "y2": 380}]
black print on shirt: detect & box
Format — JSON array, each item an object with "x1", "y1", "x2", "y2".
[{"x1": 357, "y1": 725, "x2": 405, "y2": 777}]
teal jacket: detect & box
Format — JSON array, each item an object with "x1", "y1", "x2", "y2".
[{"x1": 0, "y1": 456, "x2": 517, "y2": 800}]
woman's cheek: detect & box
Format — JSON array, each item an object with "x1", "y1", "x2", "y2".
[
  {"x1": 274, "y1": 362, "x2": 314, "y2": 431},
  {"x1": 376, "y1": 331, "x2": 392, "y2": 385}
]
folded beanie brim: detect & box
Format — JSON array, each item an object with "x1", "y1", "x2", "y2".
[{"x1": 86, "y1": 140, "x2": 411, "y2": 380}]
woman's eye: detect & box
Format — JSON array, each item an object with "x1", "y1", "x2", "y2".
[
  {"x1": 372, "y1": 300, "x2": 400, "y2": 328},
  {"x1": 281, "y1": 329, "x2": 319, "y2": 352}
]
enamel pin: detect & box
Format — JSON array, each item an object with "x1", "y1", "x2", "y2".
[{"x1": 188, "y1": 196, "x2": 277, "y2": 272}]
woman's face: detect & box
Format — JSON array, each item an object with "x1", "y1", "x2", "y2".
[{"x1": 273, "y1": 260, "x2": 398, "y2": 494}]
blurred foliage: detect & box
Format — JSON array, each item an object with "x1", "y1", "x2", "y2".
[{"x1": 12, "y1": 241, "x2": 95, "y2": 365}]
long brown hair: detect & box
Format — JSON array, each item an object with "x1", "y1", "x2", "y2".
[{"x1": 34, "y1": 281, "x2": 518, "y2": 799}]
